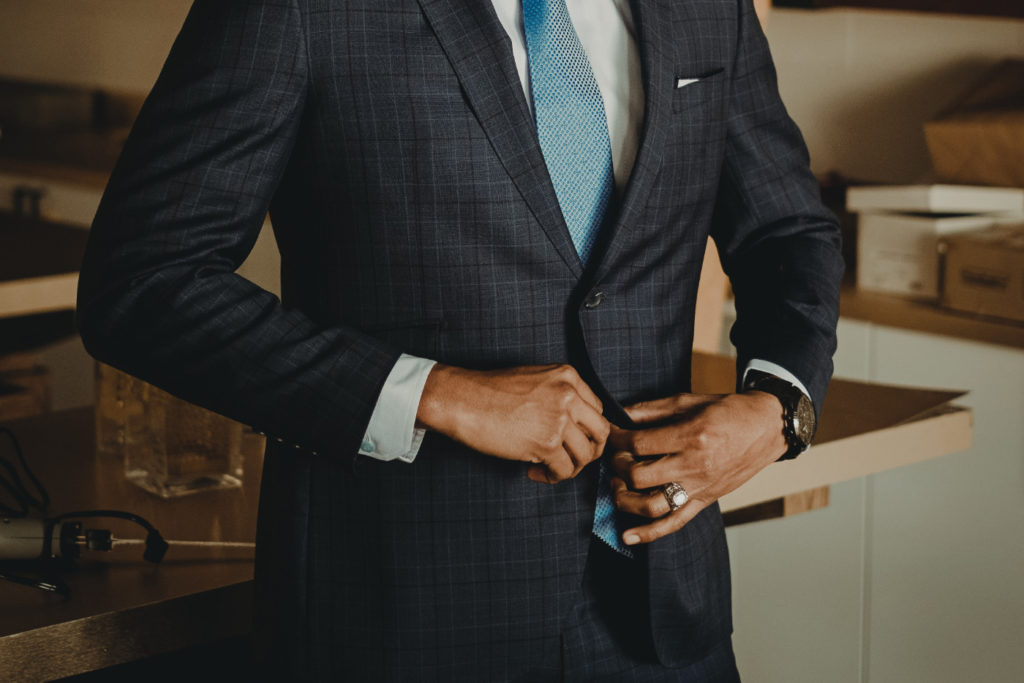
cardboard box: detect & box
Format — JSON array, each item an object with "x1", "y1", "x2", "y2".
[
  {"x1": 846, "y1": 184, "x2": 1024, "y2": 217},
  {"x1": 925, "y1": 61, "x2": 1024, "y2": 188},
  {"x1": 857, "y1": 213, "x2": 994, "y2": 298},
  {"x1": 940, "y1": 225, "x2": 1024, "y2": 322}
]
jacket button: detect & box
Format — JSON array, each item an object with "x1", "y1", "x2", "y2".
[{"x1": 583, "y1": 289, "x2": 606, "y2": 309}]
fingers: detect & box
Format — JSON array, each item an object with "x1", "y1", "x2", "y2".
[
  {"x1": 526, "y1": 464, "x2": 550, "y2": 483},
  {"x1": 622, "y1": 500, "x2": 704, "y2": 546},
  {"x1": 623, "y1": 395, "x2": 684, "y2": 424},
  {"x1": 607, "y1": 425, "x2": 632, "y2": 452},
  {"x1": 608, "y1": 449, "x2": 637, "y2": 479},
  {"x1": 526, "y1": 453, "x2": 574, "y2": 484},
  {"x1": 610, "y1": 411, "x2": 713, "y2": 461},
  {"x1": 610, "y1": 475, "x2": 672, "y2": 518},
  {"x1": 602, "y1": 392, "x2": 769, "y2": 545},
  {"x1": 609, "y1": 449, "x2": 677, "y2": 494},
  {"x1": 610, "y1": 467, "x2": 707, "y2": 545},
  {"x1": 622, "y1": 454, "x2": 680, "y2": 491},
  {"x1": 624, "y1": 393, "x2": 715, "y2": 424},
  {"x1": 609, "y1": 421, "x2": 682, "y2": 457},
  {"x1": 530, "y1": 405, "x2": 608, "y2": 485},
  {"x1": 562, "y1": 425, "x2": 598, "y2": 473},
  {"x1": 563, "y1": 367, "x2": 604, "y2": 414},
  {"x1": 569, "y1": 399, "x2": 610, "y2": 452},
  {"x1": 610, "y1": 393, "x2": 718, "y2": 453},
  {"x1": 533, "y1": 428, "x2": 605, "y2": 484},
  {"x1": 529, "y1": 369, "x2": 609, "y2": 484}
]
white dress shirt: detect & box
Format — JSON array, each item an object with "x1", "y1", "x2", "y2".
[{"x1": 358, "y1": 0, "x2": 809, "y2": 461}]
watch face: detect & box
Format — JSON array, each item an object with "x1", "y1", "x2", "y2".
[{"x1": 793, "y1": 394, "x2": 817, "y2": 446}]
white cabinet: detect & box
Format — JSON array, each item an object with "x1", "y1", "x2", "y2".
[{"x1": 726, "y1": 315, "x2": 1024, "y2": 682}]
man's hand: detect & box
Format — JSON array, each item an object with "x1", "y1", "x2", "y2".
[
  {"x1": 417, "y1": 364, "x2": 610, "y2": 484},
  {"x1": 608, "y1": 391, "x2": 787, "y2": 545}
]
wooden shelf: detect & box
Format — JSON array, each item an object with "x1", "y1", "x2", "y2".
[
  {"x1": 0, "y1": 214, "x2": 89, "y2": 319},
  {"x1": 0, "y1": 157, "x2": 110, "y2": 191},
  {"x1": 0, "y1": 129, "x2": 126, "y2": 184},
  {"x1": 840, "y1": 286, "x2": 1024, "y2": 351},
  {"x1": 773, "y1": 0, "x2": 1024, "y2": 19}
]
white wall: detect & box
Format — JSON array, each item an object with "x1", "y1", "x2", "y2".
[
  {"x1": 764, "y1": 8, "x2": 1024, "y2": 183},
  {"x1": 0, "y1": 0, "x2": 192, "y2": 92},
  {"x1": 4, "y1": 2, "x2": 1022, "y2": 181}
]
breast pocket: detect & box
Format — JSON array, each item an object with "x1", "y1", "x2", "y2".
[{"x1": 671, "y1": 67, "x2": 726, "y2": 114}]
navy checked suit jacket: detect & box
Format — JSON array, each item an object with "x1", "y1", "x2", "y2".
[{"x1": 77, "y1": 0, "x2": 843, "y2": 679}]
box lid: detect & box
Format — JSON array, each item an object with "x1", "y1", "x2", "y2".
[
  {"x1": 858, "y1": 212, "x2": 996, "y2": 235},
  {"x1": 846, "y1": 184, "x2": 1024, "y2": 216}
]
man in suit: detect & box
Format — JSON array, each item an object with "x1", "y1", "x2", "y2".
[{"x1": 77, "y1": 0, "x2": 843, "y2": 679}]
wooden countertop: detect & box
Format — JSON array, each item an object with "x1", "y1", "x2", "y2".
[
  {"x1": 841, "y1": 285, "x2": 1024, "y2": 351},
  {"x1": 0, "y1": 409, "x2": 263, "y2": 680},
  {"x1": 0, "y1": 359, "x2": 972, "y2": 679}
]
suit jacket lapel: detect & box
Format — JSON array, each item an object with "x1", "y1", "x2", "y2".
[
  {"x1": 417, "y1": 0, "x2": 584, "y2": 278},
  {"x1": 593, "y1": 0, "x2": 677, "y2": 283}
]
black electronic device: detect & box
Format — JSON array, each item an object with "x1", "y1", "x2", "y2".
[{"x1": 0, "y1": 425, "x2": 170, "y2": 596}]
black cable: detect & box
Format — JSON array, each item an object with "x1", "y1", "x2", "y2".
[
  {"x1": 0, "y1": 426, "x2": 165, "y2": 561},
  {"x1": 0, "y1": 426, "x2": 170, "y2": 596},
  {"x1": 0, "y1": 426, "x2": 49, "y2": 516}
]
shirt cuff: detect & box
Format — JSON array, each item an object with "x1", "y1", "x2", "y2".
[
  {"x1": 742, "y1": 359, "x2": 811, "y2": 402},
  {"x1": 359, "y1": 354, "x2": 437, "y2": 463}
]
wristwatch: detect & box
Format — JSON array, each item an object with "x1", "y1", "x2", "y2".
[{"x1": 743, "y1": 369, "x2": 816, "y2": 460}]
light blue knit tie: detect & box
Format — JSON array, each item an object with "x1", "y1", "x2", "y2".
[{"x1": 523, "y1": 0, "x2": 632, "y2": 557}]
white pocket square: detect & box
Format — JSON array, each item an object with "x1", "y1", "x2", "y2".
[{"x1": 676, "y1": 78, "x2": 700, "y2": 89}]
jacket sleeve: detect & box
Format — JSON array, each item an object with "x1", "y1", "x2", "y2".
[
  {"x1": 709, "y1": 0, "x2": 844, "y2": 414},
  {"x1": 76, "y1": 0, "x2": 400, "y2": 456}
]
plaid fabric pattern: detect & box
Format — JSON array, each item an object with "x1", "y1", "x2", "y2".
[
  {"x1": 560, "y1": 539, "x2": 741, "y2": 681},
  {"x1": 78, "y1": 0, "x2": 843, "y2": 678}
]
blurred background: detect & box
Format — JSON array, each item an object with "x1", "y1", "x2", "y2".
[{"x1": 0, "y1": 1, "x2": 1021, "y2": 681}]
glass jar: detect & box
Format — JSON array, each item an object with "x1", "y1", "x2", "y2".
[{"x1": 95, "y1": 362, "x2": 243, "y2": 497}]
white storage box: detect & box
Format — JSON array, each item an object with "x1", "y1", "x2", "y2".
[{"x1": 856, "y1": 213, "x2": 995, "y2": 298}]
